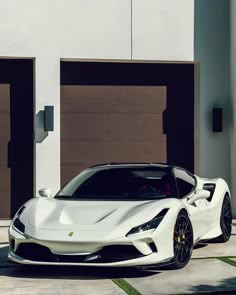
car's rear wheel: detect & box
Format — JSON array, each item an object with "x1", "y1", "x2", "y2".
[
  {"x1": 170, "y1": 211, "x2": 193, "y2": 269},
  {"x1": 217, "y1": 194, "x2": 232, "y2": 242}
]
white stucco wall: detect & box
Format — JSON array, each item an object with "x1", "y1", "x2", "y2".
[
  {"x1": 0, "y1": 0, "x2": 194, "y2": 197},
  {"x1": 230, "y1": 0, "x2": 236, "y2": 216},
  {"x1": 194, "y1": 0, "x2": 233, "y2": 214},
  {"x1": 132, "y1": 0, "x2": 194, "y2": 61}
]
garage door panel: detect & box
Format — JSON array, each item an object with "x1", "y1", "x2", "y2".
[
  {"x1": 61, "y1": 140, "x2": 166, "y2": 184},
  {"x1": 61, "y1": 141, "x2": 166, "y2": 164},
  {"x1": 0, "y1": 167, "x2": 10, "y2": 189},
  {"x1": 61, "y1": 85, "x2": 167, "y2": 186},
  {"x1": 0, "y1": 84, "x2": 10, "y2": 113},
  {"x1": 62, "y1": 165, "x2": 89, "y2": 184},
  {"x1": 0, "y1": 115, "x2": 10, "y2": 141},
  {"x1": 61, "y1": 86, "x2": 166, "y2": 114},
  {"x1": 61, "y1": 143, "x2": 165, "y2": 184},
  {"x1": 0, "y1": 141, "x2": 9, "y2": 166},
  {"x1": 0, "y1": 190, "x2": 11, "y2": 219},
  {"x1": 61, "y1": 114, "x2": 166, "y2": 141}
]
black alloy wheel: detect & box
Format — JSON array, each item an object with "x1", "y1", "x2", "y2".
[
  {"x1": 171, "y1": 212, "x2": 193, "y2": 269},
  {"x1": 218, "y1": 194, "x2": 232, "y2": 242}
]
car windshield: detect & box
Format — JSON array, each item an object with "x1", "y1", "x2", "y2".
[{"x1": 55, "y1": 166, "x2": 175, "y2": 200}]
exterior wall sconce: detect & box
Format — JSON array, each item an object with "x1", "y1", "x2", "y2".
[
  {"x1": 212, "y1": 108, "x2": 223, "y2": 132},
  {"x1": 44, "y1": 106, "x2": 54, "y2": 131}
]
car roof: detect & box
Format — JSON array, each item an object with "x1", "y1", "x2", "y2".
[{"x1": 89, "y1": 163, "x2": 173, "y2": 169}]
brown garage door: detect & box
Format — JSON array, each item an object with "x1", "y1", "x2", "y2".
[
  {"x1": 0, "y1": 84, "x2": 10, "y2": 218},
  {"x1": 61, "y1": 85, "x2": 167, "y2": 185}
]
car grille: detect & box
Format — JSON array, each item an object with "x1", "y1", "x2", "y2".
[{"x1": 15, "y1": 243, "x2": 144, "y2": 263}]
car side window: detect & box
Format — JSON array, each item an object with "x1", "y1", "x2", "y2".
[{"x1": 174, "y1": 168, "x2": 196, "y2": 198}]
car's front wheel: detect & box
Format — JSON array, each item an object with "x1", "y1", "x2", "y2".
[{"x1": 170, "y1": 211, "x2": 193, "y2": 269}]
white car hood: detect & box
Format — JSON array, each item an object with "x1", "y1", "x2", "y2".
[{"x1": 27, "y1": 197, "x2": 174, "y2": 231}]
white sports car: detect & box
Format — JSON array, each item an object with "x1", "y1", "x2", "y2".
[{"x1": 8, "y1": 163, "x2": 232, "y2": 269}]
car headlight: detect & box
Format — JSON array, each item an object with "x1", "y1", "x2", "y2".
[
  {"x1": 12, "y1": 206, "x2": 26, "y2": 234},
  {"x1": 13, "y1": 218, "x2": 25, "y2": 234},
  {"x1": 126, "y1": 209, "x2": 169, "y2": 237}
]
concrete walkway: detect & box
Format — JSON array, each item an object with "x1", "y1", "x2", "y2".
[{"x1": 0, "y1": 223, "x2": 236, "y2": 295}]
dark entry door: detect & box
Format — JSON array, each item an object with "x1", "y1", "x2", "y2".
[
  {"x1": 0, "y1": 59, "x2": 34, "y2": 219},
  {"x1": 0, "y1": 84, "x2": 11, "y2": 218}
]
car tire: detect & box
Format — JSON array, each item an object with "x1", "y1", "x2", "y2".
[
  {"x1": 169, "y1": 211, "x2": 193, "y2": 269},
  {"x1": 217, "y1": 194, "x2": 232, "y2": 243}
]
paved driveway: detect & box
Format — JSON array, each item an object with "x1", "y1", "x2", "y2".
[{"x1": 0, "y1": 224, "x2": 236, "y2": 295}]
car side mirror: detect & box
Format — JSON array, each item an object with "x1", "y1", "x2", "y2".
[
  {"x1": 187, "y1": 189, "x2": 210, "y2": 205},
  {"x1": 38, "y1": 188, "x2": 52, "y2": 198}
]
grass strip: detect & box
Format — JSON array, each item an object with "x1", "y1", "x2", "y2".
[
  {"x1": 218, "y1": 257, "x2": 236, "y2": 267},
  {"x1": 112, "y1": 278, "x2": 142, "y2": 295},
  {"x1": 191, "y1": 256, "x2": 236, "y2": 260},
  {"x1": 232, "y1": 223, "x2": 236, "y2": 227}
]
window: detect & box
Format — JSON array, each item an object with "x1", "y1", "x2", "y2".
[{"x1": 174, "y1": 168, "x2": 196, "y2": 198}]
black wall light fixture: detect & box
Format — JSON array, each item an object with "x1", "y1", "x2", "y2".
[
  {"x1": 212, "y1": 108, "x2": 223, "y2": 132},
  {"x1": 44, "y1": 106, "x2": 54, "y2": 131}
]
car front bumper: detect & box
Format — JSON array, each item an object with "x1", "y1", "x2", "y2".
[
  {"x1": 8, "y1": 223, "x2": 174, "y2": 267},
  {"x1": 8, "y1": 210, "x2": 177, "y2": 267}
]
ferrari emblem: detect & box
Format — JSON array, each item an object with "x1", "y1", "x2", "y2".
[{"x1": 68, "y1": 232, "x2": 74, "y2": 237}]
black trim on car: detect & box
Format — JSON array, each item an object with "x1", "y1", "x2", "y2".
[
  {"x1": 203, "y1": 183, "x2": 216, "y2": 202},
  {"x1": 15, "y1": 243, "x2": 144, "y2": 263},
  {"x1": 172, "y1": 167, "x2": 197, "y2": 199}
]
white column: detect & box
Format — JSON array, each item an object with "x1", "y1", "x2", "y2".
[
  {"x1": 230, "y1": 0, "x2": 236, "y2": 217},
  {"x1": 35, "y1": 56, "x2": 60, "y2": 196}
]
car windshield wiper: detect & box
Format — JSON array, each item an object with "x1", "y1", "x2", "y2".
[
  {"x1": 54, "y1": 193, "x2": 134, "y2": 200},
  {"x1": 54, "y1": 194, "x2": 121, "y2": 199},
  {"x1": 54, "y1": 193, "x2": 169, "y2": 200},
  {"x1": 54, "y1": 195, "x2": 73, "y2": 199}
]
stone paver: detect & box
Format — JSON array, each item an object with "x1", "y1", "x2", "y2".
[
  {"x1": 192, "y1": 235, "x2": 236, "y2": 258},
  {"x1": 232, "y1": 224, "x2": 236, "y2": 234},
  {"x1": 0, "y1": 266, "x2": 125, "y2": 295},
  {"x1": 0, "y1": 220, "x2": 10, "y2": 227},
  {"x1": 125, "y1": 259, "x2": 236, "y2": 295},
  {"x1": 0, "y1": 227, "x2": 8, "y2": 243}
]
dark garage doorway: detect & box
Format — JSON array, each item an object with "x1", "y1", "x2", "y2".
[
  {"x1": 0, "y1": 59, "x2": 34, "y2": 218},
  {"x1": 60, "y1": 61, "x2": 196, "y2": 186}
]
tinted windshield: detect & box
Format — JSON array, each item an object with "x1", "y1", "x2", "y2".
[{"x1": 56, "y1": 166, "x2": 175, "y2": 200}]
